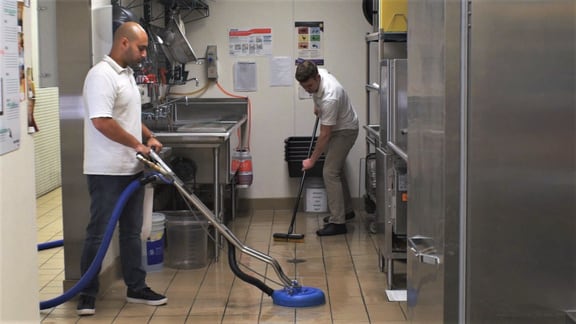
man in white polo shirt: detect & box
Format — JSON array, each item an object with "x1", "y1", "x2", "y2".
[
  {"x1": 77, "y1": 21, "x2": 167, "y2": 315},
  {"x1": 295, "y1": 60, "x2": 359, "y2": 236}
]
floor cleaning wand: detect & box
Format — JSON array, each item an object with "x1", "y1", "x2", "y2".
[{"x1": 138, "y1": 150, "x2": 326, "y2": 307}]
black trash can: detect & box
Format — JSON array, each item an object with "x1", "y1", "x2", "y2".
[{"x1": 284, "y1": 136, "x2": 325, "y2": 178}]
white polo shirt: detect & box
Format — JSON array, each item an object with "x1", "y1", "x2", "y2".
[
  {"x1": 313, "y1": 69, "x2": 358, "y2": 131},
  {"x1": 83, "y1": 55, "x2": 143, "y2": 175}
]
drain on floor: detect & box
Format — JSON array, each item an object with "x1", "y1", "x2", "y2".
[{"x1": 287, "y1": 258, "x2": 306, "y2": 264}]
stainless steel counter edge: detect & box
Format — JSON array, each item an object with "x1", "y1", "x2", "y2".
[{"x1": 153, "y1": 115, "x2": 247, "y2": 147}]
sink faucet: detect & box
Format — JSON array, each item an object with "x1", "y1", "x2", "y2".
[
  {"x1": 188, "y1": 77, "x2": 199, "y2": 87},
  {"x1": 154, "y1": 105, "x2": 172, "y2": 119}
]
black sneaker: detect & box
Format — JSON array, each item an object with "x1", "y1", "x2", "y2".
[
  {"x1": 76, "y1": 295, "x2": 95, "y2": 316},
  {"x1": 126, "y1": 287, "x2": 167, "y2": 306},
  {"x1": 316, "y1": 223, "x2": 348, "y2": 236},
  {"x1": 323, "y1": 212, "x2": 355, "y2": 223}
]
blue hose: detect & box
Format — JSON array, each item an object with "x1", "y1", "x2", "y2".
[
  {"x1": 38, "y1": 239, "x2": 64, "y2": 251},
  {"x1": 39, "y1": 179, "x2": 144, "y2": 310}
]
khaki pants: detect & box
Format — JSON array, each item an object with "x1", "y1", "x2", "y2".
[{"x1": 323, "y1": 128, "x2": 358, "y2": 224}]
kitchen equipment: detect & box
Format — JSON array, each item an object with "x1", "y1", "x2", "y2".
[
  {"x1": 231, "y1": 148, "x2": 253, "y2": 188},
  {"x1": 148, "y1": 16, "x2": 197, "y2": 65}
]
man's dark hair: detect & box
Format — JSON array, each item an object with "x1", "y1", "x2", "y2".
[{"x1": 295, "y1": 60, "x2": 318, "y2": 82}]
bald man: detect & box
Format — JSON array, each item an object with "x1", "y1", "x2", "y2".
[{"x1": 77, "y1": 21, "x2": 167, "y2": 316}]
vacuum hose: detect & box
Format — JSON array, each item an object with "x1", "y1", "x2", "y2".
[
  {"x1": 227, "y1": 241, "x2": 274, "y2": 296},
  {"x1": 39, "y1": 177, "x2": 147, "y2": 310},
  {"x1": 38, "y1": 239, "x2": 64, "y2": 251}
]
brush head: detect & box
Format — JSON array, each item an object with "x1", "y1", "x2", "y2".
[
  {"x1": 273, "y1": 232, "x2": 305, "y2": 243},
  {"x1": 273, "y1": 237, "x2": 305, "y2": 243}
]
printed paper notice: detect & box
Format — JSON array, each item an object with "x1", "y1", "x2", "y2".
[
  {"x1": 233, "y1": 62, "x2": 257, "y2": 92},
  {"x1": 270, "y1": 56, "x2": 292, "y2": 87},
  {"x1": 229, "y1": 28, "x2": 272, "y2": 56}
]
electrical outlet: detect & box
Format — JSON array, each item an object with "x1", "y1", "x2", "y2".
[{"x1": 206, "y1": 45, "x2": 218, "y2": 79}]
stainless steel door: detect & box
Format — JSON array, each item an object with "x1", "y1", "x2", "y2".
[{"x1": 407, "y1": 0, "x2": 576, "y2": 323}]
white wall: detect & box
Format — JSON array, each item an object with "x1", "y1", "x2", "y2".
[
  {"x1": 0, "y1": 0, "x2": 40, "y2": 322},
  {"x1": 168, "y1": 0, "x2": 371, "y2": 200}
]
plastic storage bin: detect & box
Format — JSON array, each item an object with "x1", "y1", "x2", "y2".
[
  {"x1": 380, "y1": 0, "x2": 408, "y2": 32},
  {"x1": 162, "y1": 210, "x2": 212, "y2": 269},
  {"x1": 284, "y1": 136, "x2": 325, "y2": 178}
]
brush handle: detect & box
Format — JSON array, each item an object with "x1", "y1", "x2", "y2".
[{"x1": 287, "y1": 116, "x2": 320, "y2": 234}]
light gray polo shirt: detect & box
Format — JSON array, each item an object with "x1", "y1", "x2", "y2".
[{"x1": 313, "y1": 69, "x2": 358, "y2": 131}]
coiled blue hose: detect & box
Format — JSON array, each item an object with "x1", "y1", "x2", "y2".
[{"x1": 39, "y1": 178, "x2": 143, "y2": 310}]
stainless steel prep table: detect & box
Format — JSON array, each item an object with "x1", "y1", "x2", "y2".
[{"x1": 148, "y1": 97, "x2": 249, "y2": 261}]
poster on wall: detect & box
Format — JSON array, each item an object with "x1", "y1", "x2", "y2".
[
  {"x1": 295, "y1": 21, "x2": 324, "y2": 66},
  {"x1": 228, "y1": 28, "x2": 272, "y2": 56},
  {"x1": 0, "y1": 0, "x2": 22, "y2": 155}
]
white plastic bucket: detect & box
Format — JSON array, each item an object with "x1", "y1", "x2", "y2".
[
  {"x1": 142, "y1": 212, "x2": 165, "y2": 272},
  {"x1": 141, "y1": 184, "x2": 154, "y2": 240}
]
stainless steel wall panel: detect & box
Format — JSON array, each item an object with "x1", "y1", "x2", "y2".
[
  {"x1": 57, "y1": 0, "x2": 93, "y2": 282},
  {"x1": 407, "y1": 0, "x2": 464, "y2": 321},
  {"x1": 466, "y1": 0, "x2": 576, "y2": 322},
  {"x1": 407, "y1": 0, "x2": 576, "y2": 323},
  {"x1": 406, "y1": 0, "x2": 454, "y2": 321}
]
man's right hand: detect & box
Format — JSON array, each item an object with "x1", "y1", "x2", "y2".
[
  {"x1": 302, "y1": 158, "x2": 315, "y2": 171},
  {"x1": 135, "y1": 143, "x2": 151, "y2": 156}
]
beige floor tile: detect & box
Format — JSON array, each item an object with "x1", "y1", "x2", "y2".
[
  {"x1": 366, "y1": 302, "x2": 407, "y2": 322},
  {"x1": 330, "y1": 301, "x2": 370, "y2": 322},
  {"x1": 149, "y1": 315, "x2": 187, "y2": 324},
  {"x1": 153, "y1": 302, "x2": 192, "y2": 317},
  {"x1": 220, "y1": 314, "x2": 261, "y2": 324},
  {"x1": 111, "y1": 316, "x2": 153, "y2": 323}
]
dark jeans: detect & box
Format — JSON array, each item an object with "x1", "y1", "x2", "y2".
[{"x1": 80, "y1": 174, "x2": 147, "y2": 296}]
